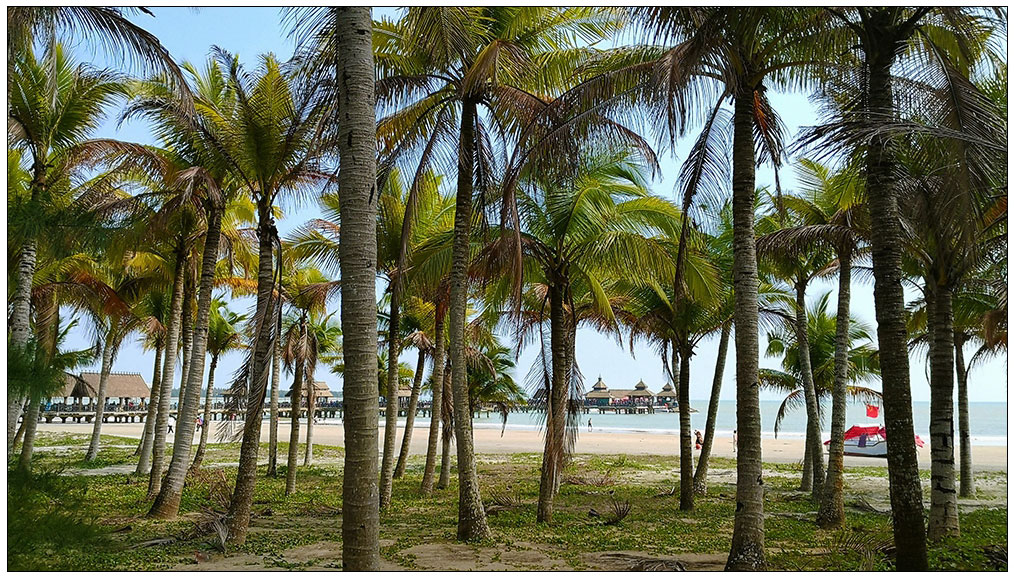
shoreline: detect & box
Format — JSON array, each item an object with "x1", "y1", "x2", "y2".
[{"x1": 37, "y1": 420, "x2": 1008, "y2": 471}]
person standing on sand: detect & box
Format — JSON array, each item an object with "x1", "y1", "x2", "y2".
[
  {"x1": 695, "y1": 430, "x2": 704, "y2": 450},
  {"x1": 732, "y1": 430, "x2": 737, "y2": 450},
  {"x1": 588, "y1": 419, "x2": 593, "y2": 432}
]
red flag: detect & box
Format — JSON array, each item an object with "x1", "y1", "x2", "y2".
[{"x1": 866, "y1": 404, "x2": 880, "y2": 418}]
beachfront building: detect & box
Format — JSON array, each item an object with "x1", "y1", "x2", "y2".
[
  {"x1": 608, "y1": 380, "x2": 656, "y2": 406},
  {"x1": 656, "y1": 383, "x2": 677, "y2": 407},
  {"x1": 583, "y1": 377, "x2": 614, "y2": 407},
  {"x1": 54, "y1": 372, "x2": 151, "y2": 412},
  {"x1": 285, "y1": 381, "x2": 337, "y2": 407}
]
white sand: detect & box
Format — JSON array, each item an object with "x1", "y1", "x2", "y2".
[{"x1": 37, "y1": 420, "x2": 1007, "y2": 471}]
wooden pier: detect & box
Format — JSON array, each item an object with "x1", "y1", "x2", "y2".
[{"x1": 37, "y1": 404, "x2": 436, "y2": 424}]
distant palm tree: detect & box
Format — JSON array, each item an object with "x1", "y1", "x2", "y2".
[
  {"x1": 9, "y1": 320, "x2": 96, "y2": 471},
  {"x1": 761, "y1": 292, "x2": 882, "y2": 438},
  {"x1": 279, "y1": 266, "x2": 339, "y2": 493},
  {"x1": 367, "y1": 7, "x2": 626, "y2": 541},
  {"x1": 485, "y1": 149, "x2": 684, "y2": 522},
  {"x1": 755, "y1": 159, "x2": 868, "y2": 528}
]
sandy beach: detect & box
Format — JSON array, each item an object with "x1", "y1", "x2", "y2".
[{"x1": 37, "y1": 420, "x2": 1008, "y2": 471}]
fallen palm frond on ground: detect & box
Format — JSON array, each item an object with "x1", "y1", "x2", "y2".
[
  {"x1": 586, "y1": 492, "x2": 631, "y2": 526},
  {"x1": 485, "y1": 487, "x2": 525, "y2": 514}
]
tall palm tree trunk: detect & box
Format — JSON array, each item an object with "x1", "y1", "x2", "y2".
[
  {"x1": 396, "y1": 349, "x2": 427, "y2": 478},
  {"x1": 380, "y1": 289, "x2": 402, "y2": 508},
  {"x1": 800, "y1": 430, "x2": 814, "y2": 490},
  {"x1": 304, "y1": 372, "x2": 317, "y2": 466},
  {"x1": 177, "y1": 272, "x2": 195, "y2": 410},
  {"x1": 8, "y1": 237, "x2": 37, "y2": 459},
  {"x1": 865, "y1": 49, "x2": 928, "y2": 570},
  {"x1": 17, "y1": 293, "x2": 57, "y2": 472},
  {"x1": 268, "y1": 340, "x2": 281, "y2": 476},
  {"x1": 85, "y1": 337, "x2": 115, "y2": 461},
  {"x1": 189, "y1": 353, "x2": 219, "y2": 473},
  {"x1": 149, "y1": 247, "x2": 186, "y2": 499},
  {"x1": 438, "y1": 366, "x2": 454, "y2": 490},
  {"x1": 336, "y1": 7, "x2": 380, "y2": 568},
  {"x1": 794, "y1": 281, "x2": 825, "y2": 500},
  {"x1": 285, "y1": 326, "x2": 305, "y2": 495},
  {"x1": 151, "y1": 205, "x2": 224, "y2": 518},
  {"x1": 439, "y1": 414, "x2": 453, "y2": 489},
  {"x1": 420, "y1": 313, "x2": 446, "y2": 494},
  {"x1": 448, "y1": 97, "x2": 491, "y2": 541},
  {"x1": 17, "y1": 391, "x2": 42, "y2": 472},
  {"x1": 225, "y1": 199, "x2": 279, "y2": 544},
  {"x1": 818, "y1": 246, "x2": 851, "y2": 528},
  {"x1": 927, "y1": 284, "x2": 959, "y2": 540},
  {"x1": 726, "y1": 89, "x2": 766, "y2": 571},
  {"x1": 677, "y1": 345, "x2": 694, "y2": 511},
  {"x1": 954, "y1": 333, "x2": 973, "y2": 497},
  {"x1": 134, "y1": 345, "x2": 163, "y2": 473},
  {"x1": 694, "y1": 321, "x2": 730, "y2": 495},
  {"x1": 537, "y1": 280, "x2": 570, "y2": 523}
]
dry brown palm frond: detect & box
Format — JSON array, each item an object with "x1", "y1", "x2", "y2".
[
  {"x1": 824, "y1": 528, "x2": 894, "y2": 571},
  {"x1": 565, "y1": 470, "x2": 616, "y2": 487},
  {"x1": 484, "y1": 487, "x2": 524, "y2": 515},
  {"x1": 603, "y1": 494, "x2": 632, "y2": 526}
]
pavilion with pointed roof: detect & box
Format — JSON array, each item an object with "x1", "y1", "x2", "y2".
[
  {"x1": 583, "y1": 376, "x2": 614, "y2": 406},
  {"x1": 656, "y1": 382, "x2": 677, "y2": 406}
]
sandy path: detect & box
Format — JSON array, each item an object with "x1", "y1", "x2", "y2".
[{"x1": 37, "y1": 420, "x2": 1007, "y2": 471}]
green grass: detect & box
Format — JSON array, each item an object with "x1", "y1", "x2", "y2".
[{"x1": 8, "y1": 435, "x2": 1007, "y2": 571}]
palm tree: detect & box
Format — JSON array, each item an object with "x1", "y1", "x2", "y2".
[
  {"x1": 394, "y1": 297, "x2": 436, "y2": 479},
  {"x1": 621, "y1": 239, "x2": 725, "y2": 512},
  {"x1": 486, "y1": 149, "x2": 682, "y2": 522},
  {"x1": 78, "y1": 260, "x2": 159, "y2": 462},
  {"x1": 755, "y1": 159, "x2": 868, "y2": 527},
  {"x1": 335, "y1": 7, "x2": 381, "y2": 569},
  {"x1": 112, "y1": 57, "x2": 245, "y2": 520},
  {"x1": 757, "y1": 191, "x2": 839, "y2": 498},
  {"x1": 153, "y1": 51, "x2": 330, "y2": 542},
  {"x1": 761, "y1": 293, "x2": 882, "y2": 436},
  {"x1": 189, "y1": 299, "x2": 245, "y2": 472},
  {"x1": 799, "y1": 9, "x2": 1002, "y2": 567},
  {"x1": 897, "y1": 124, "x2": 1005, "y2": 540},
  {"x1": 586, "y1": 9, "x2": 835, "y2": 567},
  {"x1": 132, "y1": 287, "x2": 170, "y2": 474},
  {"x1": 278, "y1": 266, "x2": 339, "y2": 493},
  {"x1": 467, "y1": 343, "x2": 526, "y2": 422},
  {"x1": 10, "y1": 320, "x2": 96, "y2": 471},
  {"x1": 369, "y1": 7, "x2": 628, "y2": 541},
  {"x1": 7, "y1": 42, "x2": 125, "y2": 458},
  {"x1": 691, "y1": 203, "x2": 735, "y2": 496}
]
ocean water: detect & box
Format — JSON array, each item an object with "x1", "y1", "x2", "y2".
[
  {"x1": 467, "y1": 400, "x2": 1009, "y2": 446},
  {"x1": 208, "y1": 395, "x2": 1006, "y2": 447},
  {"x1": 324, "y1": 400, "x2": 1005, "y2": 447}
]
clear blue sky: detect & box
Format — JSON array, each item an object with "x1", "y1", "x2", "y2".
[{"x1": 57, "y1": 7, "x2": 1007, "y2": 403}]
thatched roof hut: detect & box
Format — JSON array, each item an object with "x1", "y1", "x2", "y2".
[
  {"x1": 611, "y1": 379, "x2": 655, "y2": 400},
  {"x1": 656, "y1": 382, "x2": 676, "y2": 401},
  {"x1": 59, "y1": 372, "x2": 151, "y2": 400},
  {"x1": 584, "y1": 376, "x2": 613, "y2": 400},
  {"x1": 285, "y1": 381, "x2": 335, "y2": 401}
]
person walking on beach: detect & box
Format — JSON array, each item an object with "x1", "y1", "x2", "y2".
[
  {"x1": 168, "y1": 416, "x2": 175, "y2": 435},
  {"x1": 587, "y1": 419, "x2": 593, "y2": 432},
  {"x1": 695, "y1": 430, "x2": 704, "y2": 450},
  {"x1": 732, "y1": 430, "x2": 738, "y2": 451}
]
